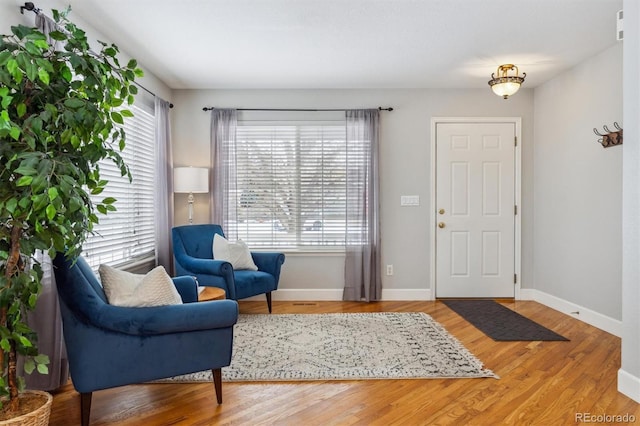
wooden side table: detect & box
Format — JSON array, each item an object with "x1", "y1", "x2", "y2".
[{"x1": 198, "y1": 286, "x2": 226, "y2": 301}]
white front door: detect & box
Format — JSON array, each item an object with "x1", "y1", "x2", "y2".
[{"x1": 435, "y1": 121, "x2": 517, "y2": 298}]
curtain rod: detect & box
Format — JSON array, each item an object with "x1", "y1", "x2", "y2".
[
  {"x1": 202, "y1": 107, "x2": 394, "y2": 112},
  {"x1": 20, "y1": 2, "x2": 173, "y2": 109},
  {"x1": 137, "y1": 84, "x2": 173, "y2": 109}
]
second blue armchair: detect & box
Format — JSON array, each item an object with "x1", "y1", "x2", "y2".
[{"x1": 172, "y1": 224, "x2": 285, "y2": 313}]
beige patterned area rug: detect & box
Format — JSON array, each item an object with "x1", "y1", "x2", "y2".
[{"x1": 159, "y1": 312, "x2": 497, "y2": 382}]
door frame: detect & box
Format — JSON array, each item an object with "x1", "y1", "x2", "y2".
[{"x1": 429, "y1": 117, "x2": 522, "y2": 300}]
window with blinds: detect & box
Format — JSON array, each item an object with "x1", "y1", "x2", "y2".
[
  {"x1": 228, "y1": 122, "x2": 348, "y2": 250},
  {"x1": 82, "y1": 102, "x2": 156, "y2": 269}
]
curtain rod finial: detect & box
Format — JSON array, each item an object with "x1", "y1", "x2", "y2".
[{"x1": 20, "y1": 2, "x2": 39, "y2": 14}]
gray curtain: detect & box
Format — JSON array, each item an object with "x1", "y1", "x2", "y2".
[
  {"x1": 154, "y1": 97, "x2": 174, "y2": 273},
  {"x1": 22, "y1": 10, "x2": 70, "y2": 392},
  {"x1": 24, "y1": 253, "x2": 69, "y2": 390},
  {"x1": 210, "y1": 109, "x2": 238, "y2": 229},
  {"x1": 35, "y1": 11, "x2": 63, "y2": 51},
  {"x1": 343, "y1": 109, "x2": 382, "y2": 302}
]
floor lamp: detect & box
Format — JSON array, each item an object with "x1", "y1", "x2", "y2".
[{"x1": 174, "y1": 167, "x2": 209, "y2": 224}]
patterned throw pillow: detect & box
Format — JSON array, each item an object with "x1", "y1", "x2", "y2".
[
  {"x1": 212, "y1": 233, "x2": 258, "y2": 270},
  {"x1": 99, "y1": 264, "x2": 183, "y2": 307}
]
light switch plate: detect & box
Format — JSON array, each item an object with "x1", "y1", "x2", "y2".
[{"x1": 401, "y1": 195, "x2": 420, "y2": 206}]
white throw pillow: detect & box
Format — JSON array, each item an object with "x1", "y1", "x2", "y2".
[
  {"x1": 213, "y1": 233, "x2": 258, "y2": 271},
  {"x1": 99, "y1": 264, "x2": 183, "y2": 307}
]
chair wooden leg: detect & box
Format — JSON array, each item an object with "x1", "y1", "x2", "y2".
[
  {"x1": 212, "y1": 368, "x2": 223, "y2": 404},
  {"x1": 80, "y1": 392, "x2": 92, "y2": 426},
  {"x1": 266, "y1": 292, "x2": 272, "y2": 313}
]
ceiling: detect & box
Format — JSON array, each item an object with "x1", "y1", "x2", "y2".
[{"x1": 49, "y1": 0, "x2": 622, "y2": 90}]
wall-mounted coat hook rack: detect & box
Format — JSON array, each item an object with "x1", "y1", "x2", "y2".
[{"x1": 594, "y1": 122, "x2": 622, "y2": 148}]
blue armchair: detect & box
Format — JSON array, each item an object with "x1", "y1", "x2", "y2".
[
  {"x1": 53, "y1": 254, "x2": 239, "y2": 426},
  {"x1": 172, "y1": 224, "x2": 285, "y2": 313}
]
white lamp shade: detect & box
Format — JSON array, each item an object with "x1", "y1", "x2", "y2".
[{"x1": 174, "y1": 167, "x2": 209, "y2": 193}]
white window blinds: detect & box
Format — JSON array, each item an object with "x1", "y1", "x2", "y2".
[
  {"x1": 228, "y1": 122, "x2": 348, "y2": 250},
  {"x1": 82, "y1": 102, "x2": 156, "y2": 269}
]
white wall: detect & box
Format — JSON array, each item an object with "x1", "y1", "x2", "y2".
[
  {"x1": 171, "y1": 89, "x2": 535, "y2": 298},
  {"x1": 620, "y1": 0, "x2": 640, "y2": 403},
  {"x1": 532, "y1": 44, "x2": 623, "y2": 321}
]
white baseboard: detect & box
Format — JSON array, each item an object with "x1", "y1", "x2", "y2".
[
  {"x1": 243, "y1": 288, "x2": 432, "y2": 301},
  {"x1": 618, "y1": 369, "x2": 640, "y2": 403},
  {"x1": 519, "y1": 288, "x2": 622, "y2": 337},
  {"x1": 243, "y1": 289, "x2": 344, "y2": 301},
  {"x1": 381, "y1": 288, "x2": 432, "y2": 300}
]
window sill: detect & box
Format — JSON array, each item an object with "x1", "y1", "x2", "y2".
[{"x1": 252, "y1": 249, "x2": 345, "y2": 257}]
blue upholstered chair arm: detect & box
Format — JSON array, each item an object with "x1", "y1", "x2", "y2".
[
  {"x1": 251, "y1": 252, "x2": 286, "y2": 275},
  {"x1": 172, "y1": 276, "x2": 198, "y2": 302},
  {"x1": 176, "y1": 254, "x2": 234, "y2": 277},
  {"x1": 92, "y1": 299, "x2": 239, "y2": 336}
]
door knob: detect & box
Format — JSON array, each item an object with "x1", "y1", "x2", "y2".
[
  {"x1": 438, "y1": 222, "x2": 446, "y2": 229},
  {"x1": 438, "y1": 209, "x2": 445, "y2": 215}
]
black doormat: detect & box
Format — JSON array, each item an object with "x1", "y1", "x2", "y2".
[{"x1": 442, "y1": 300, "x2": 569, "y2": 341}]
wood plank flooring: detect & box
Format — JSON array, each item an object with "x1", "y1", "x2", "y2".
[{"x1": 48, "y1": 300, "x2": 640, "y2": 425}]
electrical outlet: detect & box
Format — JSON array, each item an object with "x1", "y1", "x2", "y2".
[{"x1": 386, "y1": 265, "x2": 393, "y2": 276}]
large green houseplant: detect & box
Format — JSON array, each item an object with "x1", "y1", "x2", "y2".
[{"x1": 0, "y1": 9, "x2": 142, "y2": 419}]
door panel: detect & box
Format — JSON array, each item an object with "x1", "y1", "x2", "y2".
[{"x1": 436, "y1": 122, "x2": 515, "y2": 298}]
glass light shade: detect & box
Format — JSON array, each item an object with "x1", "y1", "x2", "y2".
[
  {"x1": 491, "y1": 81, "x2": 522, "y2": 98},
  {"x1": 174, "y1": 167, "x2": 209, "y2": 193}
]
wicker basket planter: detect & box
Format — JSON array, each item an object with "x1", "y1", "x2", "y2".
[{"x1": 0, "y1": 390, "x2": 52, "y2": 426}]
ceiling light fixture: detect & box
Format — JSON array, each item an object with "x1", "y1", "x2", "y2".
[{"x1": 488, "y1": 64, "x2": 526, "y2": 99}]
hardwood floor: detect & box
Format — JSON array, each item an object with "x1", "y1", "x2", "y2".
[{"x1": 49, "y1": 300, "x2": 640, "y2": 425}]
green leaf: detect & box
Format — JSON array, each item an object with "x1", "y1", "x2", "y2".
[
  {"x1": 16, "y1": 103, "x2": 26, "y2": 118},
  {"x1": 36, "y1": 364, "x2": 49, "y2": 375},
  {"x1": 9, "y1": 126, "x2": 20, "y2": 140},
  {"x1": 64, "y1": 98, "x2": 84, "y2": 109},
  {"x1": 14, "y1": 166, "x2": 37, "y2": 175},
  {"x1": 23, "y1": 359, "x2": 35, "y2": 374},
  {"x1": 34, "y1": 354, "x2": 50, "y2": 364},
  {"x1": 0, "y1": 51, "x2": 12, "y2": 66},
  {"x1": 1, "y1": 95, "x2": 13, "y2": 110},
  {"x1": 6, "y1": 58, "x2": 18, "y2": 75},
  {"x1": 120, "y1": 109, "x2": 134, "y2": 118},
  {"x1": 60, "y1": 64, "x2": 73, "y2": 82},
  {"x1": 24, "y1": 41, "x2": 41, "y2": 55},
  {"x1": 33, "y1": 39, "x2": 49, "y2": 49},
  {"x1": 49, "y1": 30, "x2": 67, "y2": 41},
  {"x1": 0, "y1": 339, "x2": 9, "y2": 352},
  {"x1": 9, "y1": 127, "x2": 22, "y2": 140},
  {"x1": 18, "y1": 335, "x2": 32, "y2": 348},
  {"x1": 38, "y1": 68, "x2": 50, "y2": 85},
  {"x1": 12, "y1": 24, "x2": 32, "y2": 40},
  {"x1": 48, "y1": 187, "x2": 59, "y2": 201},
  {"x1": 16, "y1": 176, "x2": 32, "y2": 187},
  {"x1": 5, "y1": 198, "x2": 17, "y2": 214},
  {"x1": 25, "y1": 60, "x2": 37, "y2": 81},
  {"x1": 46, "y1": 203, "x2": 57, "y2": 220},
  {"x1": 111, "y1": 111, "x2": 123, "y2": 124}
]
